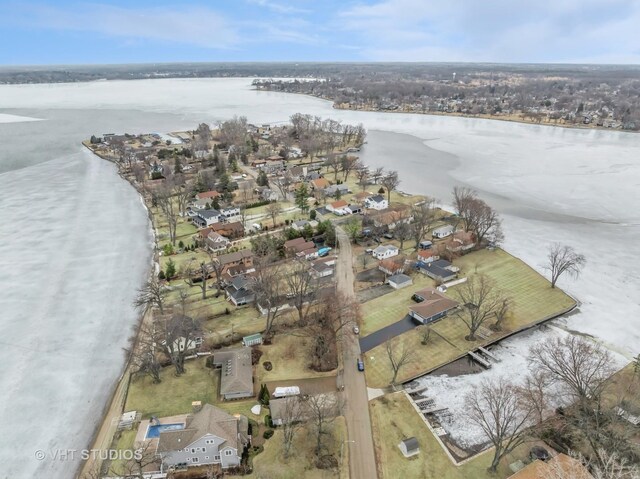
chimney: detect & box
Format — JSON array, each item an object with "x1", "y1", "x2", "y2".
[{"x1": 192, "y1": 401, "x2": 202, "y2": 413}]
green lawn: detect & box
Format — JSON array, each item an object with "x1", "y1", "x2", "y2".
[
  {"x1": 370, "y1": 392, "x2": 527, "y2": 479},
  {"x1": 362, "y1": 248, "x2": 576, "y2": 387}
]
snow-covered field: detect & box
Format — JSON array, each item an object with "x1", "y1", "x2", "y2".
[{"x1": 414, "y1": 327, "x2": 629, "y2": 450}]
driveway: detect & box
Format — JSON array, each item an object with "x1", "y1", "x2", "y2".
[{"x1": 359, "y1": 315, "x2": 419, "y2": 353}]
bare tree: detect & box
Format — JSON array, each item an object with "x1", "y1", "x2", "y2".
[
  {"x1": 184, "y1": 259, "x2": 210, "y2": 300},
  {"x1": 286, "y1": 260, "x2": 318, "y2": 323},
  {"x1": 371, "y1": 167, "x2": 385, "y2": 184},
  {"x1": 265, "y1": 201, "x2": 283, "y2": 228},
  {"x1": 385, "y1": 337, "x2": 415, "y2": 385},
  {"x1": 542, "y1": 448, "x2": 639, "y2": 479},
  {"x1": 393, "y1": 220, "x2": 411, "y2": 250},
  {"x1": 307, "y1": 392, "x2": 344, "y2": 456},
  {"x1": 451, "y1": 186, "x2": 502, "y2": 245},
  {"x1": 156, "y1": 185, "x2": 179, "y2": 246},
  {"x1": 466, "y1": 377, "x2": 533, "y2": 473},
  {"x1": 272, "y1": 172, "x2": 293, "y2": 200},
  {"x1": 354, "y1": 162, "x2": 369, "y2": 191},
  {"x1": 155, "y1": 313, "x2": 201, "y2": 375},
  {"x1": 279, "y1": 396, "x2": 305, "y2": 460},
  {"x1": 341, "y1": 155, "x2": 358, "y2": 181},
  {"x1": 410, "y1": 198, "x2": 437, "y2": 250},
  {"x1": 380, "y1": 170, "x2": 400, "y2": 203},
  {"x1": 325, "y1": 154, "x2": 342, "y2": 182},
  {"x1": 545, "y1": 243, "x2": 586, "y2": 288},
  {"x1": 251, "y1": 258, "x2": 284, "y2": 336},
  {"x1": 529, "y1": 335, "x2": 613, "y2": 404},
  {"x1": 134, "y1": 277, "x2": 167, "y2": 314},
  {"x1": 454, "y1": 274, "x2": 505, "y2": 341},
  {"x1": 492, "y1": 298, "x2": 511, "y2": 331},
  {"x1": 129, "y1": 325, "x2": 162, "y2": 384},
  {"x1": 517, "y1": 369, "x2": 553, "y2": 425},
  {"x1": 109, "y1": 437, "x2": 161, "y2": 478}
]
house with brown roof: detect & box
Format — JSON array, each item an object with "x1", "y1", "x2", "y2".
[
  {"x1": 327, "y1": 199, "x2": 349, "y2": 215},
  {"x1": 211, "y1": 221, "x2": 244, "y2": 240},
  {"x1": 216, "y1": 250, "x2": 254, "y2": 270},
  {"x1": 417, "y1": 249, "x2": 440, "y2": 264},
  {"x1": 212, "y1": 347, "x2": 254, "y2": 400},
  {"x1": 284, "y1": 237, "x2": 316, "y2": 257},
  {"x1": 370, "y1": 205, "x2": 412, "y2": 230},
  {"x1": 156, "y1": 403, "x2": 249, "y2": 469},
  {"x1": 508, "y1": 453, "x2": 593, "y2": 479},
  {"x1": 378, "y1": 256, "x2": 407, "y2": 276},
  {"x1": 195, "y1": 190, "x2": 221, "y2": 201},
  {"x1": 409, "y1": 288, "x2": 459, "y2": 324},
  {"x1": 309, "y1": 177, "x2": 330, "y2": 191},
  {"x1": 445, "y1": 230, "x2": 476, "y2": 254},
  {"x1": 205, "y1": 231, "x2": 230, "y2": 253}
]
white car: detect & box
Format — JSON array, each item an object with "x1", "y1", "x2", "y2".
[{"x1": 353, "y1": 326, "x2": 360, "y2": 335}]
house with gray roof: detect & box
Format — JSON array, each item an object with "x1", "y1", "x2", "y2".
[
  {"x1": 323, "y1": 183, "x2": 350, "y2": 197},
  {"x1": 192, "y1": 209, "x2": 223, "y2": 228},
  {"x1": 212, "y1": 347, "x2": 254, "y2": 400},
  {"x1": 156, "y1": 404, "x2": 249, "y2": 469},
  {"x1": 226, "y1": 275, "x2": 255, "y2": 306},
  {"x1": 418, "y1": 259, "x2": 459, "y2": 282}
]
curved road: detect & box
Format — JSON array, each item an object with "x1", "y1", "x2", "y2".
[{"x1": 336, "y1": 227, "x2": 378, "y2": 479}]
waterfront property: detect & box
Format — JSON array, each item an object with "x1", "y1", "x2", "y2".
[
  {"x1": 155, "y1": 404, "x2": 249, "y2": 470},
  {"x1": 409, "y1": 288, "x2": 459, "y2": 324},
  {"x1": 419, "y1": 259, "x2": 459, "y2": 282}
]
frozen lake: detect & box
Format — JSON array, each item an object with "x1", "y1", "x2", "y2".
[{"x1": 0, "y1": 78, "x2": 638, "y2": 478}]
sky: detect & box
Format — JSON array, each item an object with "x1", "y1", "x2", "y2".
[{"x1": 0, "y1": 0, "x2": 639, "y2": 65}]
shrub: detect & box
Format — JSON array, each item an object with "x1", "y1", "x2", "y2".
[
  {"x1": 264, "y1": 415, "x2": 274, "y2": 428},
  {"x1": 263, "y1": 429, "x2": 274, "y2": 439},
  {"x1": 158, "y1": 270, "x2": 166, "y2": 280}
]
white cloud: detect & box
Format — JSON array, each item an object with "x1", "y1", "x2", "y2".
[
  {"x1": 246, "y1": 0, "x2": 312, "y2": 14},
  {"x1": 12, "y1": 3, "x2": 239, "y2": 49},
  {"x1": 338, "y1": 0, "x2": 640, "y2": 63}
]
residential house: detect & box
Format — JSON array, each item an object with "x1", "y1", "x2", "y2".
[
  {"x1": 378, "y1": 256, "x2": 406, "y2": 276},
  {"x1": 256, "y1": 186, "x2": 278, "y2": 202},
  {"x1": 284, "y1": 237, "x2": 316, "y2": 257},
  {"x1": 370, "y1": 205, "x2": 413, "y2": 230},
  {"x1": 372, "y1": 244, "x2": 400, "y2": 260},
  {"x1": 205, "y1": 231, "x2": 230, "y2": 253},
  {"x1": 327, "y1": 200, "x2": 349, "y2": 215},
  {"x1": 211, "y1": 347, "x2": 254, "y2": 400},
  {"x1": 445, "y1": 230, "x2": 475, "y2": 253},
  {"x1": 291, "y1": 219, "x2": 318, "y2": 232},
  {"x1": 297, "y1": 246, "x2": 319, "y2": 260},
  {"x1": 217, "y1": 250, "x2": 254, "y2": 272},
  {"x1": 364, "y1": 195, "x2": 388, "y2": 210},
  {"x1": 417, "y1": 249, "x2": 440, "y2": 264},
  {"x1": 310, "y1": 257, "x2": 335, "y2": 278},
  {"x1": 211, "y1": 221, "x2": 245, "y2": 240},
  {"x1": 193, "y1": 209, "x2": 223, "y2": 228},
  {"x1": 196, "y1": 190, "x2": 221, "y2": 202},
  {"x1": 419, "y1": 259, "x2": 459, "y2": 282},
  {"x1": 156, "y1": 404, "x2": 249, "y2": 469},
  {"x1": 309, "y1": 177, "x2": 330, "y2": 191},
  {"x1": 398, "y1": 437, "x2": 420, "y2": 457},
  {"x1": 388, "y1": 274, "x2": 413, "y2": 290},
  {"x1": 432, "y1": 224, "x2": 454, "y2": 239},
  {"x1": 220, "y1": 206, "x2": 241, "y2": 223},
  {"x1": 324, "y1": 184, "x2": 350, "y2": 198},
  {"x1": 409, "y1": 287, "x2": 459, "y2": 324},
  {"x1": 226, "y1": 275, "x2": 256, "y2": 306},
  {"x1": 507, "y1": 453, "x2": 594, "y2": 479},
  {"x1": 345, "y1": 204, "x2": 362, "y2": 215}
]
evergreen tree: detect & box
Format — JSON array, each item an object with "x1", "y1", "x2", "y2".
[
  {"x1": 165, "y1": 259, "x2": 176, "y2": 279},
  {"x1": 259, "y1": 384, "x2": 270, "y2": 406},
  {"x1": 295, "y1": 183, "x2": 309, "y2": 213}
]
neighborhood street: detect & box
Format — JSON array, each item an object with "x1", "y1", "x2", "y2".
[{"x1": 336, "y1": 227, "x2": 378, "y2": 479}]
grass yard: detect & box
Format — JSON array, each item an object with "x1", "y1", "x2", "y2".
[
  {"x1": 360, "y1": 273, "x2": 436, "y2": 335},
  {"x1": 370, "y1": 392, "x2": 526, "y2": 479},
  {"x1": 125, "y1": 358, "x2": 218, "y2": 419},
  {"x1": 247, "y1": 417, "x2": 348, "y2": 479},
  {"x1": 362, "y1": 248, "x2": 576, "y2": 387},
  {"x1": 256, "y1": 333, "x2": 338, "y2": 383}
]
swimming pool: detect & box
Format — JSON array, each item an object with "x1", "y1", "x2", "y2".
[{"x1": 145, "y1": 423, "x2": 185, "y2": 439}]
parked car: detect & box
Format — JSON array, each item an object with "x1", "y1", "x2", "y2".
[
  {"x1": 357, "y1": 358, "x2": 365, "y2": 371},
  {"x1": 353, "y1": 326, "x2": 360, "y2": 334},
  {"x1": 383, "y1": 233, "x2": 393, "y2": 240},
  {"x1": 365, "y1": 248, "x2": 373, "y2": 254}
]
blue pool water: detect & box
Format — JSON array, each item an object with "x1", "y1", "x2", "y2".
[{"x1": 146, "y1": 423, "x2": 185, "y2": 439}]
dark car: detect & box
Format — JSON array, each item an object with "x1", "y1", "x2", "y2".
[{"x1": 357, "y1": 358, "x2": 365, "y2": 371}]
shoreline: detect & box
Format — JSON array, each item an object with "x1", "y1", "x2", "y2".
[
  {"x1": 255, "y1": 88, "x2": 635, "y2": 134},
  {"x1": 76, "y1": 143, "x2": 159, "y2": 479}
]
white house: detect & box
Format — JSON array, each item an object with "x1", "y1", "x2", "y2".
[
  {"x1": 193, "y1": 209, "x2": 222, "y2": 228},
  {"x1": 372, "y1": 244, "x2": 399, "y2": 260},
  {"x1": 364, "y1": 195, "x2": 388, "y2": 210},
  {"x1": 327, "y1": 200, "x2": 349, "y2": 215},
  {"x1": 432, "y1": 224, "x2": 454, "y2": 239},
  {"x1": 220, "y1": 207, "x2": 241, "y2": 223},
  {"x1": 205, "y1": 231, "x2": 230, "y2": 253}
]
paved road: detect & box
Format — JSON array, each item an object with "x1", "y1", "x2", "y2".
[
  {"x1": 336, "y1": 227, "x2": 378, "y2": 479},
  {"x1": 359, "y1": 315, "x2": 419, "y2": 353}
]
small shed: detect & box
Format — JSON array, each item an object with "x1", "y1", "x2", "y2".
[
  {"x1": 398, "y1": 437, "x2": 420, "y2": 457},
  {"x1": 388, "y1": 273, "x2": 413, "y2": 290},
  {"x1": 242, "y1": 333, "x2": 263, "y2": 347}
]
